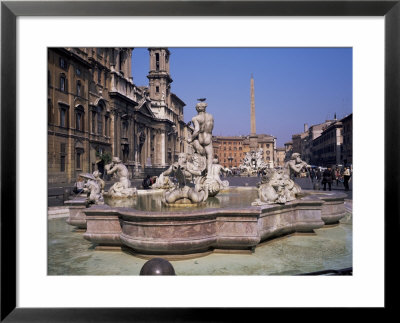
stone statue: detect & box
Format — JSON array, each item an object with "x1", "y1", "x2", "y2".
[
  {"x1": 80, "y1": 173, "x2": 104, "y2": 205},
  {"x1": 239, "y1": 149, "x2": 267, "y2": 176},
  {"x1": 161, "y1": 153, "x2": 208, "y2": 204},
  {"x1": 187, "y1": 101, "x2": 214, "y2": 179},
  {"x1": 284, "y1": 152, "x2": 309, "y2": 178},
  {"x1": 105, "y1": 157, "x2": 137, "y2": 198},
  {"x1": 252, "y1": 153, "x2": 309, "y2": 205},
  {"x1": 151, "y1": 173, "x2": 175, "y2": 190},
  {"x1": 208, "y1": 158, "x2": 230, "y2": 189},
  {"x1": 152, "y1": 99, "x2": 228, "y2": 203},
  {"x1": 93, "y1": 170, "x2": 105, "y2": 194}
]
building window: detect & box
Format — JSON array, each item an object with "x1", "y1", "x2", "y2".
[
  {"x1": 60, "y1": 143, "x2": 66, "y2": 172},
  {"x1": 97, "y1": 111, "x2": 103, "y2": 135},
  {"x1": 76, "y1": 151, "x2": 82, "y2": 169},
  {"x1": 91, "y1": 111, "x2": 96, "y2": 134},
  {"x1": 105, "y1": 115, "x2": 109, "y2": 137},
  {"x1": 60, "y1": 75, "x2": 67, "y2": 92},
  {"x1": 76, "y1": 68, "x2": 81, "y2": 76},
  {"x1": 156, "y1": 86, "x2": 159, "y2": 93},
  {"x1": 75, "y1": 107, "x2": 84, "y2": 131},
  {"x1": 122, "y1": 145, "x2": 129, "y2": 163},
  {"x1": 122, "y1": 121, "x2": 128, "y2": 138},
  {"x1": 59, "y1": 105, "x2": 69, "y2": 128},
  {"x1": 155, "y1": 53, "x2": 160, "y2": 71},
  {"x1": 97, "y1": 69, "x2": 101, "y2": 84},
  {"x1": 76, "y1": 81, "x2": 81, "y2": 97},
  {"x1": 59, "y1": 57, "x2": 67, "y2": 69},
  {"x1": 119, "y1": 50, "x2": 124, "y2": 74}
]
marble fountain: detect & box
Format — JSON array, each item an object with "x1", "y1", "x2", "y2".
[{"x1": 65, "y1": 101, "x2": 347, "y2": 258}]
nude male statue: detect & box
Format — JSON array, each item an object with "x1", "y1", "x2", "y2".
[
  {"x1": 187, "y1": 101, "x2": 214, "y2": 179},
  {"x1": 105, "y1": 157, "x2": 131, "y2": 190},
  {"x1": 209, "y1": 158, "x2": 231, "y2": 187},
  {"x1": 93, "y1": 170, "x2": 105, "y2": 194}
]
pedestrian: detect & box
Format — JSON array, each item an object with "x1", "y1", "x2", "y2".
[
  {"x1": 343, "y1": 167, "x2": 351, "y2": 191},
  {"x1": 73, "y1": 176, "x2": 85, "y2": 194},
  {"x1": 315, "y1": 168, "x2": 321, "y2": 181},
  {"x1": 321, "y1": 166, "x2": 335, "y2": 191},
  {"x1": 309, "y1": 168, "x2": 315, "y2": 182},
  {"x1": 335, "y1": 168, "x2": 341, "y2": 186},
  {"x1": 142, "y1": 175, "x2": 152, "y2": 190}
]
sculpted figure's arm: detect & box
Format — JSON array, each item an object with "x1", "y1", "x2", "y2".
[
  {"x1": 187, "y1": 167, "x2": 202, "y2": 177},
  {"x1": 106, "y1": 163, "x2": 118, "y2": 175},
  {"x1": 289, "y1": 161, "x2": 308, "y2": 174},
  {"x1": 188, "y1": 117, "x2": 200, "y2": 143},
  {"x1": 162, "y1": 165, "x2": 174, "y2": 177}
]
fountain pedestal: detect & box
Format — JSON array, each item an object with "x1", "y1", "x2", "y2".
[{"x1": 65, "y1": 198, "x2": 87, "y2": 229}]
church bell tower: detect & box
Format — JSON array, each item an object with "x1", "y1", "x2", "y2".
[{"x1": 147, "y1": 48, "x2": 173, "y2": 113}]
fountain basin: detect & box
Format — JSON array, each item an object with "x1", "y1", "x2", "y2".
[
  {"x1": 82, "y1": 189, "x2": 347, "y2": 256},
  {"x1": 64, "y1": 198, "x2": 87, "y2": 229}
]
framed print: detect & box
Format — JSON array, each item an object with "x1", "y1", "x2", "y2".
[{"x1": 1, "y1": 0, "x2": 398, "y2": 321}]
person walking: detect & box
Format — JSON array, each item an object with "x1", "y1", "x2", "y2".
[
  {"x1": 343, "y1": 167, "x2": 351, "y2": 191},
  {"x1": 335, "y1": 168, "x2": 341, "y2": 186},
  {"x1": 322, "y1": 166, "x2": 335, "y2": 191},
  {"x1": 315, "y1": 168, "x2": 321, "y2": 181},
  {"x1": 73, "y1": 176, "x2": 85, "y2": 194},
  {"x1": 310, "y1": 168, "x2": 315, "y2": 182}
]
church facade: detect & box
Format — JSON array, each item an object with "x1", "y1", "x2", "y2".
[{"x1": 48, "y1": 47, "x2": 191, "y2": 184}]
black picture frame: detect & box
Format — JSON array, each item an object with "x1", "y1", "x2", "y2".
[{"x1": 1, "y1": 0, "x2": 398, "y2": 321}]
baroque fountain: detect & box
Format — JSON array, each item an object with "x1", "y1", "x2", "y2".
[{"x1": 66, "y1": 100, "x2": 347, "y2": 257}]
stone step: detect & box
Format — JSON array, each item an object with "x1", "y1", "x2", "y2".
[{"x1": 48, "y1": 206, "x2": 69, "y2": 219}]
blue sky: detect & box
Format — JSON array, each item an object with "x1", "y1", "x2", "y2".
[{"x1": 132, "y1": 48, "x2": 352, "y2": 147}]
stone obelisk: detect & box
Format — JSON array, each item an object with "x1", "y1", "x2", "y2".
[{"x1": 249, "y1": 74, "x2": 258, "y2": 150}]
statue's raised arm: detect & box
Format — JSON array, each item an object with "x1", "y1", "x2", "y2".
[{"x1": 284, "y1": 153, "x2": 309, "y2": 177}]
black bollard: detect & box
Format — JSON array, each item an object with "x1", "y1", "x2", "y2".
[{"x1": 139, "y1": 257, "x2": 176, "y2": 275}]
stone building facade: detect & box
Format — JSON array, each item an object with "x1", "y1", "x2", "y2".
[
  {"x1": 212, "y1": 136, "x2": 245, "y2": 168},
  {"x1": 341, "y1": 113, "x2": 352, "y2": 166},
  {"x1": 290, "y1": 114, "x2": 352, "y2": 167},
  {"x1": 243, "y1": 134, "x2": 277, "y2": 168},
  {"x1": 284, "y1": 141, "x2": 293, "y2": 161},
  {"x1": 275, "y1": 147, "x2": 286, "y2": 168},
  {"x1": 212, "y1": 134, "x2": 277, "y2": 169},
  {"x1": 312, "y1": 121, "x2": 343, "y2": 167},
  {"x1": 48, "y1": 47, "x2": 191, "y2": 184},
  {"x1": 301, "y1": 121, "x2": 334, "y2": 164}
]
